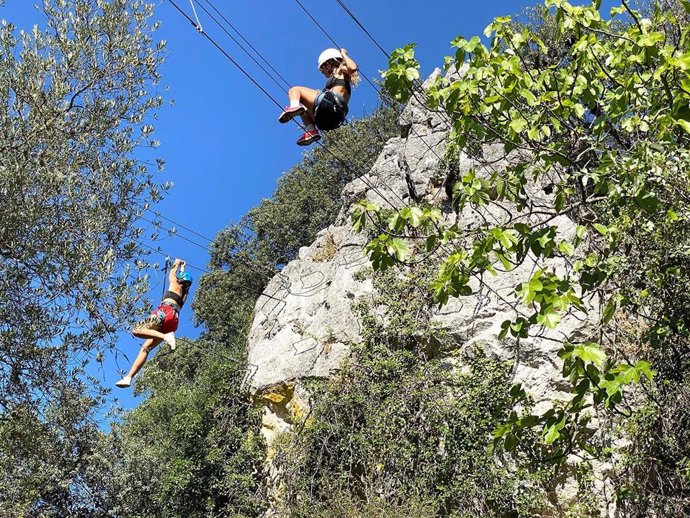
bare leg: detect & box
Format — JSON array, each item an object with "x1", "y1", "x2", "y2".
[
  {"x1": 133, "y1": 327, "x2": 166, "y2": 342},
  {"x1": 300, "y1": 110, "x2": 316, "y2": 127},
  {"x1": 288, "y1": 86, "x2": 319, "y2": 108},
  {"x1": 126, "y1": 337, "x2": 163, "y2": 379},
  {"x1": 287, "y1": 86, "x2": 319, "y2": 125}
]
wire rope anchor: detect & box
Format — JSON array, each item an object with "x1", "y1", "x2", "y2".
[{"x1": 188, "y1": 0, "x2": 204, "y2": 32}]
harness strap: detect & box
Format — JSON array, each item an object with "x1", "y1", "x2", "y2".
[{"x1": 161, "y1": 300, "x2": 181, "y2": 313}]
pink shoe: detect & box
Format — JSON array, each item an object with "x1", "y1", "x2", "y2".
[
  {"x1": 297, "y1": 129, "x2": 321, "y2": 146},
  {"x1": 278, "y1": 104, "x2": 306, "y2": 123}
]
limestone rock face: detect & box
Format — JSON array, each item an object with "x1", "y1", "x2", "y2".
[
  {"x1": 245, "y1": 223, "x2": 371, "y2": 392},
  {"x1": 246, "y1": 76, "x2": 455, "y2": 397},
  {"x1": 246, "y1": 74, "x2": 602, "y2": 513}
]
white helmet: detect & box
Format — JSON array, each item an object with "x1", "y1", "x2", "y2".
[{"x1": 317, "y1": 48, "x2": 342, "y2": 70}]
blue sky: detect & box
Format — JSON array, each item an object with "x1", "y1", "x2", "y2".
[{"x1": 2, "y1": 0, "x2": 609, "y2": 411}]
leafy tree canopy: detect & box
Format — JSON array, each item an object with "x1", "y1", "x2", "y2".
[
  {"x1": 356, "y1": 0, "x2": 690, "y2": 511},
  {"x1": 0, "y1": 0, "x2": 165, "y2": 410},
  {"x1": 0, "y1": 0, "x2": 165, "y2": 515}
]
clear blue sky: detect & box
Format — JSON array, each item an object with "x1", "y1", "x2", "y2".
[{"x1": 2, "y1": 0, "x2": 609, "y2": 411}]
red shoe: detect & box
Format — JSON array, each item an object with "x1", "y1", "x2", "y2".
[
  {"x1": 296, "y1": 129, "x2": 321, "y2": 146},
  {"x1": 278, "y1": 104, "x2": 306, "y2": 123}
]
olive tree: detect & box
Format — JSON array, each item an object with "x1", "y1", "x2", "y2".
[
  {"x1": 0, "y1": 1, "x2": 165, "y2": 513},
  {"x1": 0, "y1": 0, "x2": 165, "y2": 409}
]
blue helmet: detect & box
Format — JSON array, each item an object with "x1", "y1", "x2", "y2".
[{"x1": 176, "y1": 271, "x2": 193, "y2": 285}]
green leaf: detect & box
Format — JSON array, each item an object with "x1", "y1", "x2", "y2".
[
  {"x1": 592, "y1": 223, "x2": 608, "y2": 235},
  {"x1": 388, "y1": 213, "x2": 405, "y2": 232},
  {"x1": 537, "y1": 311, "x2": 561, "y2": 329},
  {"x1": 504, "y1": 433, "x2": 517, "y2": 452},
  {"x1": 576, "y1": 225, "x2": 587, "y2": 239},
  {"x1": 388, "y1": 238, "x2": 410, "y2": 262},
  {"x1": 509, "y1": 117, "x2": 528, "y2": 134},
  {"x1": 528, "y1": 277, "x2": 543, "y2": 292},
  {"x1": 495, "y1": 251, "x2": 512, "y2": 270},
  {"x1": 573, "y1": 343, "x2": 607, "y2": 366},
  {"x1": 558, "y1": 241, "x2": 575, "y2": 256},
  {"x1": 635, "y1": 192, "x2": 660, "y2": 214},
  {"x1": 521, "y1": 88, "x2": 537, "y2": 105},
  {"x1": 426, "y1": 234, "x2": 437, "y2": 252},
  {"x1": 352, "y1": 208, "x2": 367, "y2": 233},
  {"x1": 465, "y1": 36, "x2": 482, "y2": 52},
  {"x1": 544, "y1": 419, "x2": 564, "y2": 445},
  {"x1": 638, "y1": 32, "x2": 664, "y2": 47},
  {"x1": 677, "y1": 119, "x2": 690, "y2": 134},
  {"x1": 408, "y1": 207, "x2": 423, "y2": 227},
  {"x1": 405, "y1": 67, "x2": 420, "y2": 81},
  {"x1": 602, "y1": 298, "x2": 617, "y2": 325},
  {"x1": 635, "y1": 360, "x2": 655, "y2": 381}
]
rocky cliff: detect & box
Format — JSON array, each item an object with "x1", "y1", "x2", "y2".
[{"x1": 246, "y1": 76, "x2": 604, "y2": 513}]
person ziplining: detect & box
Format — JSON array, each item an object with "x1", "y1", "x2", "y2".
[
  {"x1": 116, "y1": 258, "x2": 192, "y2": 388},
  {"x1": 278, "y1": 48, "x2": 359, "y2": 146}
]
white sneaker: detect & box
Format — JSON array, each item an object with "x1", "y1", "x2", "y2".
[
  {"x1": 164, "y1": 332, "x2": 177, "y2": 351},
  {"x1": 115, "y1": 375, "x2": 132, "y2": 388}
]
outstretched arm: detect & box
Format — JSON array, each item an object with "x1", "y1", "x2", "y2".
[
  {"x1": 339, "y1": 48, "x2": 358, "y2": 75},
  {"x1": 168, "y1": 258, "x2": 185, "y2": 287}
]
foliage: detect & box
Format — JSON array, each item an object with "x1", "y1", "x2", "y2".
[
  {"x1": 608, "y1": 321, "x2": 690, "y2": 515},
  {"x1": 0, "y1": 0, "x2": 165, "y2": 514},
  {"x1": 360, "y1": 0, "x2": 690, "y2": 468},
  {"x1": 0, "y1": 0, "x2": 165, "y2": 409},
  {"x1": 290, "y1": 489, "x2": 439, "y2": 518},
  {"x1": 106, "y1": 339, "x2": 267, "y2": 518},
  {"x1": 358, "y1": 0, "x2": 690, "y2": 510},
  {"x1": 277, "y1": 266, "x2": 548, "y2": 517},
  {"x1": 0, "y1": 379, "x2": 115, "y2": 517}
]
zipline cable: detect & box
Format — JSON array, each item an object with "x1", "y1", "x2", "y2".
[
  {"x1": 332, "y1": 0, "x2": 453, "y2": 128},
  {"x1": 137, "y1": 239, "x2": 287, "y2": 303},
  {"x1": 196, "y1": 0, "x2": 409, "y2": 210},
  {"x1": 168, "y1": 0, "x2": 284, "y2": 111},
  {"x1": 325, "y1": 2, "x2": 513, "y2": 263},
  {"x1": 124, "y1": 1, "x2": 449, "y2": 384},
  {"x1": 168, "y1": 0, "x2": 452, "y2": 289},
  {"x1": 138, "y1": 240, "x2": 211, "y2": 274},
  {"x1": 334, "y1": 0, "x2": 389, "y2": 59},
  {"x1": 330, "y1": 0, "x2": 504, "y2": 208},
  {"x1": 144, "y1": 207, "x2": 215, "y2": 243},
  {"x1": 292, "y1": 0, "x2": 447, "y2": 168},
  {"x1": 169, "y1": 0, "x2": 406, "y2": 211},
  {"x1": 198, "y1": 0, "x2": 293, "y2": 91},
  {"x1": 331, "y1": 0, "x2": 507, "y2": 206},
  {"x1": 140, "y1": 214, "x2": 214, "y2": 253},
  {"x1": 292, "y1": 0, "x2": 379, "y2": 93},
  {"x1": 194, "y1": 0, "x2": 292, "y2": 92},
  {"x1": 140, "y1": 210, "x2": 291, "y2": 280}
]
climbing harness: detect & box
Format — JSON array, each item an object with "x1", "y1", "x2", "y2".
[{"x1": 314, "y1": 91, "x2": 346, "y2": 131}]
